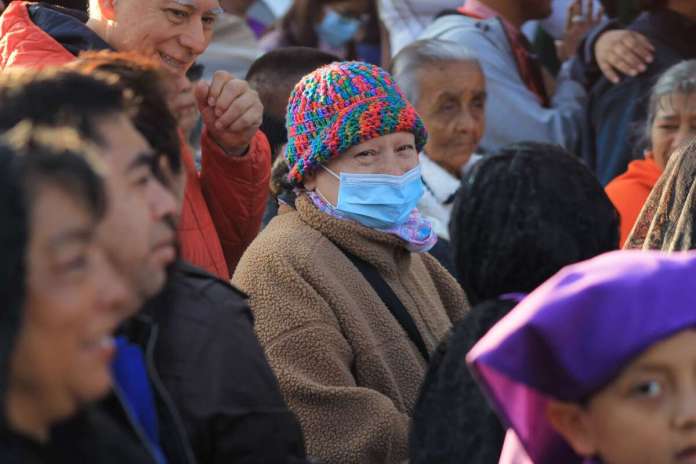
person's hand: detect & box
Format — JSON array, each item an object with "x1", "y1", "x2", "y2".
[
  {"x1": 556, "y1": 0, "x2": 603, "y2": 62},
  {"x1": 594, "y1": 29, "x2": 654, "y2": 83},
  {"x1": 194, "y1": 71, "x2": 263, "y2": 156}
]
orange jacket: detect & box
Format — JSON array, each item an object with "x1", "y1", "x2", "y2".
[
  {"x1": 0, "y1": 1, "x2": 271, "y2": 278},
  {"x1": 605, "y1": 158, "x2": 662, "y2": 247}
]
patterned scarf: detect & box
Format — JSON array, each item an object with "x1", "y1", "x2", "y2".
[{"x1": 306, "y1": 191, "x2": 438, "y2": 253}]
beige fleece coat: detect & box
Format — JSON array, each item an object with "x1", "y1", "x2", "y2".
[{"x1": 232, "y1": 195, "x2": 468, "y2": 463}]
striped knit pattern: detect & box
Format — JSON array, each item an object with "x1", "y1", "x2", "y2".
[{"x1": 284, "y1": 61, "x2": 428, "y2": 186}]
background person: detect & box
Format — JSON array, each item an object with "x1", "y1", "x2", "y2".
[
  {"x1": 244, "y1": 46, "x2": 339, "y2": 226},
  {"x1": 260, "y1": 0, "x2": 379, "y2": 63},
  {"x1": 625, "y1": 139, "x2": 696, "y2": 251},
  {"x1": 420, "y1": 0, "x2": 587, "y2": 155},
  {"x1": 582, "y1": 0, "x2": 696, "y2": 185},
  {"x1": 606, "y1": 59, "x2": 696, "y2": 246},
  {"x1": 391, "y1": 39, "x2": 485, "y2": 242}
]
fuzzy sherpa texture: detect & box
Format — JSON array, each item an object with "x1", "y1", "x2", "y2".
[
  {"x1": 284, "y1": 61, "x2": 428, "y2": 186},
  {"x1": 232, "y1": 194, "x2": 468, "y2": 463}
]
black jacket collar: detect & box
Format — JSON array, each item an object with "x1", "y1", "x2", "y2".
[{"x1": 27, "y1": 3, "x2": 112, "y2": 57}]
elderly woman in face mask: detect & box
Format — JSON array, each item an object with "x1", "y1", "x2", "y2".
[{"x1": 233, "y1": 61, "x2": 468, "y2": 464}]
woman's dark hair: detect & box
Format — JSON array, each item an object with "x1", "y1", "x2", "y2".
[
  {"x1": 0, "y1": 127, "x2": 106, "y2": 415},
  {"x1": 71, "y1": 51, "x2": 182, "y2": 177},
  {"x1": 450, "y1": 142, "x2": 619, "y2": 306},
  {"x1": 410, "y1": 298, "x2": 517, "y2": 464}
]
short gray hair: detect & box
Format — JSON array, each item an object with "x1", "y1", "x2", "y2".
[
  {"x1": 390, "y1": 39, "x2": 480, "y2": 106},
  {"x1": 646, "y1": 60, "x2": 696, "y2": 144}
]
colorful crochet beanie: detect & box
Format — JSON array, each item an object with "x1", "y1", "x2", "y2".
[{"x1": 284, "y1": 61, "x2": 428, "y2": 186}]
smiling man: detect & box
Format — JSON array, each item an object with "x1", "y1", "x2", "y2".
[{"x1": 0, "y1": 0, "x2": 271, "y2": 279}]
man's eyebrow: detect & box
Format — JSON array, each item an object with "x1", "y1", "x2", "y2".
[
  {"x1": 126, "y1": 151, "x2": 157, "y2": 173},
  {"x1": 172, "y1": 0, "x2": 223, "y2": 15}
]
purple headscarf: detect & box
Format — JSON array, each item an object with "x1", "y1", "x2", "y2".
[{"x1": 467, "y1": 250, "x2": 696, "y2": 464}]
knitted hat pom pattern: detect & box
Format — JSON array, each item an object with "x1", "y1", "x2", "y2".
[{"x1": 284, "y1": 61, "x2": 428, "y2": 186}]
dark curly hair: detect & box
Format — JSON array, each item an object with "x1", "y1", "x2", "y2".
[
  {"x1": 410, "y1": 298, "x2": 516, "y2": 464},
  {"x1": 449, "y1": 142, "x2": 619, "y2": 306}
]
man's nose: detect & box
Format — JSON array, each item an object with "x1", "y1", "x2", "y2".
[
  {"x1": 179, "y1": 20, "x2": 208, "y2": 56},
  {"x1": 149, "y1": 178, "x2": 179, "y2": 221}
]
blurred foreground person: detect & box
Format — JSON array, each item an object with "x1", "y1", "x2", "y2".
[
  {"x1": 0, "y1": 69, "x2": 196, "y2": 464},
  {"x1": 72, "y1": 51, "x2": 309, "y2": 464},
  {"x1": 469, "y1": 251, "x2": 696, "y2": 464},
  {"x1": 0, "y1": 126, "x2": 151, "y2": 464}
]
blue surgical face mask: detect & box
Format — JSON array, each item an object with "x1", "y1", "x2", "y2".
[
  {"x1": 315, "y1": 9, "x2": 361, "y2": 48},
  {"x1": 318, "y1": 165, "x2": 425, "y2": 229}
]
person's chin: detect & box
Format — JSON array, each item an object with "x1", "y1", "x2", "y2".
[{"x1": 69, "y1": 362, "x2": 114, "y2": 409}]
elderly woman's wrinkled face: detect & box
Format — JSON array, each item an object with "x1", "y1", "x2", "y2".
[
  {"x1": 648, "y1": 93, "x2": 696, "y2": 170},
  {"x1": 10, "y1": 184, "x2": 129, "y2": 431},
  {"x1": 414, "y1": 61, "x2": 485, "y2": 177},
  {"x1": 546, "y1": 330, "x2": 696, "y2": 464},
  {"x1": 104, "y1": 0, "x2": 221, "y2": 76},
  {"x1": 304, "y1": 132, "x2": 418, "y2": 206}
]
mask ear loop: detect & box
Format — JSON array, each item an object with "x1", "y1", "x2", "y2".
[{"x1": 315, "y1": 165, "x2": 340, "y2": 207}]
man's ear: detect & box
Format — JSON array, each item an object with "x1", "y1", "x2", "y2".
[
  {"x1": 95, "y1": 0, "x2": 118, "y2": 21},
  {"x1": 644, "y1": 148, "x2": 655, "y2": 161},
  {"x1": 546, "y1": 400, "x2": 598, "y2": 458}
]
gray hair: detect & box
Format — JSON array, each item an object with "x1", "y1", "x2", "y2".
[
  {"x1": 390, "y1": 39, "x2": 480, "y2": 106},
  {"x1": 645, "y1": 60, "x2": 696, "y2": 145}
]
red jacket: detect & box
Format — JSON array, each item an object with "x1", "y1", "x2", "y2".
[
  {"x1": 0, "y1": 1, "x2": 271, "y2": 279},
  {"x1": 605, "y1": 158, "x2": 662, "y2": 247}
]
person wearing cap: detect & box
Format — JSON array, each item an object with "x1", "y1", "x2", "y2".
[
  {"x1": 468, "y1": 250, "x2": 696, "y2": 464},
  {"x1": 232, "y1": 61, "x2": 468, "y2": 463}
]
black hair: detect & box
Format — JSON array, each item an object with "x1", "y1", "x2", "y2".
[
  {"x1": 246, "y1": 47, "x2": 340, "y2": 86},
  {"x1": 0, "y1": 143, "x2": 27, "y2": 417},
  {"x1": 247, "y1": 47, "x2": 339, "y2": 159},
  {"x1": 450, "y1": 142, "x2": 620, "y2": 306},
  {"x1": 410, "y1": 298, "x2": 516, "y2": 464},
  {"x1": 71, "y1": 51, "x2": 182, "y2": 176},
  {"x1": 0, "y1": 69, "x2": 130, "y2": 146}
]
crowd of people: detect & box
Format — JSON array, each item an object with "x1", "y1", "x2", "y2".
[{"x1": 0, "y1": 0, "x2": 696, "y2": 463}]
